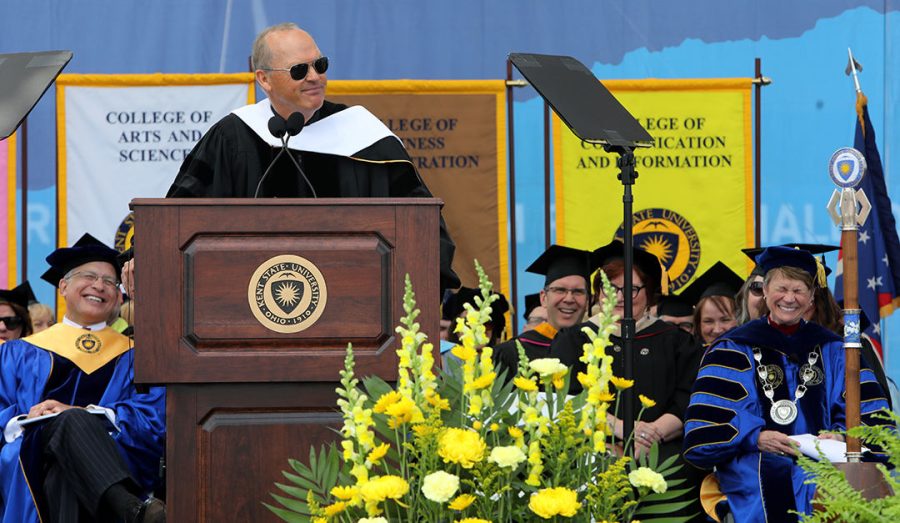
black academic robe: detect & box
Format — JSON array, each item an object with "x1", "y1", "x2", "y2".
[
  {"x1": 491, "y1": 323, "x2": 556, "y2": 382},
  {"x1": 167, "y1": 100, "x2": 460, "y2": 292},
  {"x1": 551, "y1": 318, "x2": 706, "y2": 522}
]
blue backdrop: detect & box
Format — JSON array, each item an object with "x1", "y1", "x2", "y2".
[{"x1": 2, "y1": 0, "x2": 899, "y2": 379}]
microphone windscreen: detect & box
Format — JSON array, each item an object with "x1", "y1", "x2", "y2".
[
  {"x1": 268, "y1": 115, "x2": 287, "y2": 138},
  {"x1": 286, "y1": 112, "x2": 305, "y2": 136}
]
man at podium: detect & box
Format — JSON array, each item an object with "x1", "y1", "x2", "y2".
[{"x1": 166, "y1": 22, "x2": 459, "y2": 293}]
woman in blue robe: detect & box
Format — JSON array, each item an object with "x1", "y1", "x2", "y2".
[{"x1": 683, "y1": 247, "x2": 891, "y2": 522}]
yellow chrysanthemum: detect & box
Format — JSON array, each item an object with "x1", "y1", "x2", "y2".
[
  {"x1": 448, "y1": 493, "x2": 476, "y2": 511},
  {"x1": 639, "y1": 394, "x2": 656, "y2": 408},
  {"x1": 330, "y1": 485, "x2": 358, "y2": 501},
  {"x1": 412, "y1": 424, "x2": 436, "y2": 437},
  {"x1": 438, "y1": 428, "x2": 486, "y2": 468},
  {"x1": 372, "y1": 390, "x2": 403, "y2": 414},
  {"x1": 528, "y1": 486, "x2": 581, "y2": 519},
  {"x1": 514, "y1": 376, "x2": 538, "y2": 392},
  {"x1": 322, "y1": 501, "x2": 347, "y2": 517},
  {"x1": 366, "y1": 443, "x2": 390, "y2": 465},
  {"x1": 385, "y1": 396, "x2": 422, "y2": 428},
  {"x1": 610, "y1": 376, "x2": 634, "y2": 390},
  {"x1": 359, "y1": 475, "x2": 410, "y2": 503}
]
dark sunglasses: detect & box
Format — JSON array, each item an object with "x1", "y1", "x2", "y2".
[
  {"x1": 0, "y1": 316, "x2": 23, "y2": 329},
  {"x1": 748, "y1": 281, "x2": 764, "y2": 297},
  {"x1": 263, "y1": 56, "x2": 329, "y2": 81}
]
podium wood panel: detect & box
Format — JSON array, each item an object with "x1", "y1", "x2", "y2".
[{"x1": 132, "y1": 198, "x2": 442, "y2": 523}]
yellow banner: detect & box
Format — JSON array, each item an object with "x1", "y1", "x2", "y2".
[
  {"x1": 554, "y1": 78, "x2": 753, "y2": 291},
  {"x1": 329, "y1": 80, "x2": 509, "y2": 297},
  {"x1": 1, "y1": 134, "x2": 16, "y2": 288}
]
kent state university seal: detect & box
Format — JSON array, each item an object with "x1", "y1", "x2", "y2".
[
  {"x1": 247, "y1": 254, "x2": 328, "y2": 333},
  {"x1": 76, "y1": 333, "x2": 102, "y2": 354},
  {"x1": 115, "y1": 212, "x2": 135, "y2": 254},
  {"x1": 615, "y1": 208, "x2": 701, "y2": 293}
]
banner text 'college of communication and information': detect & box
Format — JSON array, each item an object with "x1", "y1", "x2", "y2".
[{"x1": 554, "y1": 78, "x2": 753, "y2": 291}]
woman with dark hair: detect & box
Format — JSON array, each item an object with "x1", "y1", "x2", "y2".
[
  {"x1": 680, "y1": 262, "x2": 743, "y2": 346},
  {"x1": 683, "y1": 247, "x2": 891, "y2": 522},
  {"x1": 551, "y1": 239, "x2": 704, "y2": 520},
  {"x1": 0, "y1": 283, "x2": 35, "y2": 342}
]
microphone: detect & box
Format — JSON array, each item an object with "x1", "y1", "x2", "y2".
[{"x1": 254, "y1": 112, "x2": 317, "y2": 198}]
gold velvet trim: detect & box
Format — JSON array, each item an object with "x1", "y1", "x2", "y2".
[
  {"x1": 533, "y1": 322, "x2": 558, "y2": 340},
  {"x1": 700, "y1": 473, "x2": 726, "y2": 522},
  {"x1": 23, "y1": 324, "x2": 131, "y2": 374}
]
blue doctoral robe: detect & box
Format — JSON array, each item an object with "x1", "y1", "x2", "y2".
[
  {"x1": 0, "y1": 326, "x2": 165, "y2": 523},
  {"x1": 683, "y1": 318, "x2": 890, "y2": 523}
]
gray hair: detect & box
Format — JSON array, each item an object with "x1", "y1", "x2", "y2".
[{"x1": 251, "y1": 22, "x2": 300, "y2": 70}]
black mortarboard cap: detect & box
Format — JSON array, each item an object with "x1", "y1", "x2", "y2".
[
  {"x1": 523, "y1": 293, "x2": 542, "y2": 321},
  {"x1": 592, "y1": 239, "x2": 664, "y2": 293},
  {"x1": 0, "y1": 281, "x2": 36, "y2": 308},
  {"x1": 442, "y1": 287, "x2": 510, "y2": 328},
  {"x1": 678, "y1": 261, "x2": 744, "y2": 306},
  {"x1": 525, "y1": 245, "x2": 592, "y2": 287},
  {"x1": 656, "y1": 294, "x2": 694, "y2": 317},
  {"x1": 42, "y1": 233, "x2": 121, "y2": 287}
]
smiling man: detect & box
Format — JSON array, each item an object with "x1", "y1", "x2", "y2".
[
  {"x1": 164, "y1": 22, "x2": 459, "y2": 293},
  {"x1": 0, "y1": 234, "x2": 165, "y2": 523},
  {"x1": 492, "y1": 245, "x2": 592, "y2": 381}
]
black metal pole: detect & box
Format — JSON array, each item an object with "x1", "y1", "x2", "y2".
[{"x1": 614, "y1": 148, "x2": 637, "y2": 449}]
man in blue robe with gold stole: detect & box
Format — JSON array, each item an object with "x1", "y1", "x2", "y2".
[
  {"x1": 682, "y1": 247, "x2": 891, "y2": 522},
  {"x1": 0, "y1": 234, "x2": 166, "y2": 523}
]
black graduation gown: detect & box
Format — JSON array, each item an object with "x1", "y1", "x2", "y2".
[
  {"x1": 166, "y1": 100, "x2": 460, "y2": 292},
  {"x1": 491, "y1": 323, "x2": 556, "y2": 382}
]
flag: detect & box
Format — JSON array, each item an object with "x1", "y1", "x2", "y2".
[{"x1": 834, "y1": 91, "x2": 900, "y2": 354}]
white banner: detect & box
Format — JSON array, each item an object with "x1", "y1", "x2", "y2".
[{"x1": 57, "y1": 74, "x2": 254, "y2": 247}]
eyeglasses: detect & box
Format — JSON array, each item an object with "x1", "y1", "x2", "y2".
[
  {"x1": 608, "y1": 283, "x2": 645, "y2": 298},
  {"x1": 0, "y1": 316, "x2": 23, "y2": 330},
  {"x1": 262, "y1": 56, "x2": 329, "y2": 81},
  {"x1": 67, "y1": 271, "x2": 119, "y2": 289},
  {"x1": 748, "y1": 281, "x2": 764, "y2": 297},
  {"x1": 545, "y1": 286, "x2": 588, "y2": 299}
]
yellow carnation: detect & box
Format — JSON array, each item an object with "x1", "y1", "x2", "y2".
[
  {"x1": 421, "y1": 470, "x2": 460, "y2": 503},
  {"x1": 322, "y1": 501, "x2": 346, "y2": 517},
  {"x1": 330, "y1": 485, "x2": 358, "y2": 500},
  {"x1": 488, "y1": 445, "x2": 527, "y2": 469},
  {"x1": 358, "y1": 518, "x2": 388, "y2": 523},
  {"x1": 639, "y1": 394, "x2": 656, "y2": 408},
  {"x1": 359, "y1": 475, "x2": 410, "y2": 503},
  {"x1": 610, "y1": 376, "x2": 634, "y2": 390},
  {"x1": 529, "y1": 358, "x2": 568, "y2": 378},
  {"x1": 528, "y1": 487, "x2": 581, "y2": 519},
  {"x1": 448, "y1": 493, "x2": 476, "y2": 511},
  {"x1": 366, "y1": 443, "x2": 390, "y2": 465},
  {"x1": 438, "y1": 428, "x2": 486, "y2": 468},
  {"x1": 373, "y1": 390, "x2": 402, "y2": 413},
  {"x1": 514, "y1": 376, "x2": 538, "y2": 392},
  {"x1": 451, "y1": 344, "x2": 477, "y2": 362},
  {"x1": 629, "y1": 467, "x2": 667, "y2": 493},
  {"x1": 456, "y1": 519, "x2": 491, "y2": 523},
  {"x1": 464, "y1": 372, "x2": 496, "y2": 391}
]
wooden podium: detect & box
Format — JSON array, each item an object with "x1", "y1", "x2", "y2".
[{"x1": 131, "y1": 198, "x2": 442, "y2": 522}]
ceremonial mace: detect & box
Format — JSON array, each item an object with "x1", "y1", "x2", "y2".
[{"x1": 826, "y1": 146, "x2": 870, "y2": 461}]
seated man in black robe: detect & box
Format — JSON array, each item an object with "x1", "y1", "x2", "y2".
[
  {"x1": 492, "y1": 245, "x2": 592, "y2": 381},
  {"x1": 164, "y1": 22, "x2": 459, "y2": 294}
]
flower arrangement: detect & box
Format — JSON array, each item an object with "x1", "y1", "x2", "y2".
[{"x1": 265, "y1": 263, "x2": 689, "y2": 522}]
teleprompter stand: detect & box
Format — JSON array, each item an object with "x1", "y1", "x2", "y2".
[{"x1": 509, "y1": 53, "x2": 653, "y2": 448}]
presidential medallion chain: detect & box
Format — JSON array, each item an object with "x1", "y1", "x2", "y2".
[{"x1": 752, "y1": 347, "x2": 821, "y2": 426}]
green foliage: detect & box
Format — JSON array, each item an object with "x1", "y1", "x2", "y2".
[{"x1": 796, "y1": 410, "x2": 900, "y2": 522}]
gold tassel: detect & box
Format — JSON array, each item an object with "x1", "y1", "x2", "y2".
[{"x1": 815, "y1": 256, "x2": 827, "y2": 288}]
